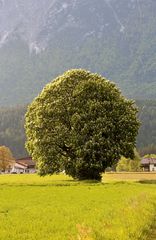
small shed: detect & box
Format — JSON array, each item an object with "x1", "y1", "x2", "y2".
[{"x1": 141, "y1": 158, "x2": 156, "y2": 172}]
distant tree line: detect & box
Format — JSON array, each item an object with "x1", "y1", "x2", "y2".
[
  {"x1": 136, "y1": 100, "x2": 156, "y2": 156},
  {"x1": 116, "y1": 149, "x2": 141, "y2": 172},
  {"x1": 0, "y1": 105, "x2": 27, "y2": 158},
  {"x1": 0, "y1": 100, "x2": 156, "y2": 158}
]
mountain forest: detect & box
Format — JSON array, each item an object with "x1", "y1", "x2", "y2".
[{"x1": 0, "y1": 0, "x2": 156, "y2": 157}]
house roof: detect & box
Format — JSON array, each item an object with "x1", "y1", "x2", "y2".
[
  {"x1": 141, "y1": 158, "x2": 156, "y2": 165},
  {"x1": 14, "y1": 162, "x2": 27, "y2": 169},
  {"x1": 16, "y1": 157, "x2": 36, "y2": 168}
]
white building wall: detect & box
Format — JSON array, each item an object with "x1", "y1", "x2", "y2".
[
  {"x1": 11, "y1": 163, "x2": 26, "y2": 174},
  {"x1": 149, "y1": 164, "x2": 156, "y2": 172}
]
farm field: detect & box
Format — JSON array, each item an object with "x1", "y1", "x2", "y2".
[
  {"x1": 104, "y1": 172, "x2": 156, "y2": 182},
  {"x1": 0, "y1": 174, "x2": 156, "y2": 240}
]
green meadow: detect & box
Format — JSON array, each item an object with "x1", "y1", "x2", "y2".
[{"x1": 0, "y1": 174, "x2": 156, "y2": 240}]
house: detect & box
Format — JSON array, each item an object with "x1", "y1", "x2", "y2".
[
  {"x1": 141, "y1": 158, "x2": 156, "y2": 172},
  {"x1": 11, "y1": 157, "x2": 36, "y2": 174},
  {"x1": 11, "y1": 162, "x2": 27, "y2": 174}
]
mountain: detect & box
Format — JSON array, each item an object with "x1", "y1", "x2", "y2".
[{"x1": 0, "y1": 0, "x2": 156, "y2": 106}]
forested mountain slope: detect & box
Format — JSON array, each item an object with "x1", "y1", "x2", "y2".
[
  {"x1": 136, "y1": 100, "x2": 156, "y2": 155},
  {"x1": 0, "y1": 0, "x2": 156, "y2": 106},
  {"x1": 0, "y1": 101, "x2": 156, "y2": 158},
  {"x1": 0, "y1": 105, "x2": 27, "y2": 157}
]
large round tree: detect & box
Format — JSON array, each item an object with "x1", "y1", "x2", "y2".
[{"x1": 25, "y1": 69, "x2": 139, "y2": 180}]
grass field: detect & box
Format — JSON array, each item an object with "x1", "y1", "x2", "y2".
[{"x1": 0, "y1": 173, "x2": 156, "y2": 240}]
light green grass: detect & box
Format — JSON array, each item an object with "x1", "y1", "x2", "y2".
[{"x1": 0, "y1": 174, "x2": 156, "y2": 240}]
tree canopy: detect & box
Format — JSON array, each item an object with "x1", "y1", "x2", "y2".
[
  {"x1": 116, "y1": 149, "x2": 141, "y2": 172},
  {"x1": 25, "y1": 69, "x2": 139, "y2": 180},
  {"x1": 0, "y1": 146, "x2": 15, "y2": 172}
]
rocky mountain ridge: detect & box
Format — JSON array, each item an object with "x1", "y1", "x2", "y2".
[{"x1": 0, "y1": 0, "x2": 156, "y2": 105}]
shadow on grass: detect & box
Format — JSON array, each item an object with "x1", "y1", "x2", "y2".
[
  {"x1": 1, "y1": 178, "x2": 144, "y2": 187},
  {"x1": 138, "y1": 180, "x2": 156, "y2": 184},
  {"x1": 0, "y1": 179, "x2": 106, "y2": 187}
]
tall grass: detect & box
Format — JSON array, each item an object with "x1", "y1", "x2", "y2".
[{"x1": 0, "y1": 174, "x2": 155, "y2": 240}]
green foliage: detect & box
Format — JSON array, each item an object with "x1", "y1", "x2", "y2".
[
  {"x1": 1, "y1": 100, "x2": 156, "y2": 159},
  {"x1": 116, "y1": 157, "x2": 129, "y2": 172},
  {"x1": 143, "y1": 154, "x2": 156, "y2": 158},
  {"x1": 137, "y1": 100, "x2": 156, "y2": 155},
  {"x1": 25, "y1": 69, "x2": 139, "y2": 180},
  {"x1": 116, "y1": 150, "x2": 141, "y2": 172},
  {"x1": 0, "y1": 105, "x2": 27, "y2": 158}
]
